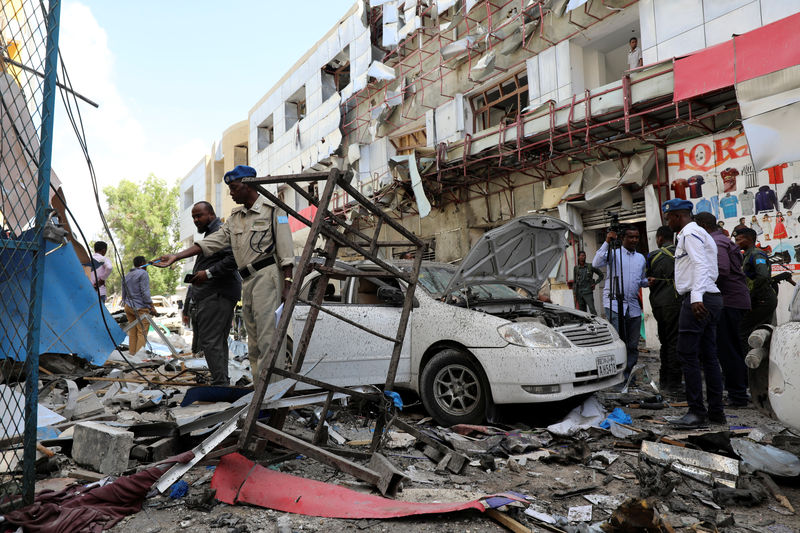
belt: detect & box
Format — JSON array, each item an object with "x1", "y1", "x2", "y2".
[{"x1": 239, "y1": 256, "x2": 276, "y2": 279}]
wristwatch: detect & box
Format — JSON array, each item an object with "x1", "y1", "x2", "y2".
[{"x1": 206, "y1": 270, "x2": 213, "y2": 279}]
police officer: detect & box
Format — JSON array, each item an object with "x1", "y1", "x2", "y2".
[
  {"x1": 646, "y1": 225, "x2": 682, "y2": 395},
  {"x1": 662, "y1": 199, "x2": 724, "y2": 428},
  {"x1": 157, "y1": 165, "x2": 294, "y2": 379},
  {"x1": 570, "y1": 251, "x2": 603, "y2": 314},
  {"x1": 735, "y1": 228, "x2": 777, "y2": 353}
]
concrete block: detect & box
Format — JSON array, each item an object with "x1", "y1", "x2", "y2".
[
  {"x1": 73, "y1": 389, "x2": 106, "y2": 420},
  {"x1": 72, "y1": 421, "x2": 134, "y2": 475}
]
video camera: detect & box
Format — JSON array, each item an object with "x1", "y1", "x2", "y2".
[{"x1": 606, "y1": 212, "x2": 622, "y2": 247}]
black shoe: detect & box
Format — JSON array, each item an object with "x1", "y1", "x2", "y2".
[
  {"x1": 670, "y1": 412, "x2": 707, "y2": 428},
  {"x1": 709, "y1": 412, "x2": 727, "y2": 424}
]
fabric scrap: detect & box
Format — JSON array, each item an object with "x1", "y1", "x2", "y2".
[
  {"x1": 212, "y1": 453, "x2": 486, "y2": 519},
  {"x1": 3, "y1": 451, "x2": 194, "y2": 533}
]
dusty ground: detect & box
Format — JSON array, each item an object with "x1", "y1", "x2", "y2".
[{"x1": 102, "y1": 350, "x2": 800, "y2": 533}]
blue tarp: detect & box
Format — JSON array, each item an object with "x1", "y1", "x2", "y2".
[{"x1": 0, "y1": 239, "x2": 124, "y2": 365}]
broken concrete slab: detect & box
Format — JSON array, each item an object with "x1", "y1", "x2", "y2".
[
  {"x1": 640, "y1": 440, "x2": 739, "y2": 488},
  {"x1": 72, "y1": 421, "x2": 134, "y2": 475}
]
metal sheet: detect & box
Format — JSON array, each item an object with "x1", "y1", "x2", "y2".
[
  {"x1": 737, "y1": 65, "x2": 800, "y2": 170},
  {"x1": 0, "y1": 239, "x2": 124, "y2": 365},
  {"x1": 441, "y1": 215, "x2": 572, "y2": 297},
  {"x1": 640, "y1": 440, "x2": 738, "y2": 488}
]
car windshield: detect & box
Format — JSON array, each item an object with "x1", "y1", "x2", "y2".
[{"x1": 417, "y1": 265, "x2": 528, "y2": 300}]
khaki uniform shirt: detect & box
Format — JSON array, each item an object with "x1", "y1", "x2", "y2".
[{"x1": 197, "y1": 195, "x2": 294, "y2": 272}]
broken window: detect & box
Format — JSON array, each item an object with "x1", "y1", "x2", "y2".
[
  {"x1": 470, "y1": 72, "x2": 529, "y2": 131},
  {"x1": 390, "y1": 129, "x2": 427, "y2": 156},
  {"x1": 257, "y1": 115, "x2": 274, "y2": 151},
  {"x1": 234, "y1": 144, "x2": 248, "y2": 166},
  {"x1": 322, "y1": 47, "x2": 351, "y2": 100},
  {"x1": 182, "y1": 185, "x2": 193, "y2": 211},
  {"x1": 285, "y1": 86, "x2": 307, "y2": 130}
]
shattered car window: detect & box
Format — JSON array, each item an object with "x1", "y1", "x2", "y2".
[{"x1": 417, "y1": 266, "x2": 525, "y2": 300}]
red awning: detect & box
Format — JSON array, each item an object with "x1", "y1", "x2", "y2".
[{"x1": 673, "y1": 12, "x2": 800, "y2": 102}]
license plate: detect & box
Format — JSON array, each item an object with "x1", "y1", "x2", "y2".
[{"x1": 596, "y1": 355, "x2": 616, "y2": 378}]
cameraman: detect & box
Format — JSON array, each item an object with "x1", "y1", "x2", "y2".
[{"x1": 592, "y1": 226, "x2": 648, "y2": 381}]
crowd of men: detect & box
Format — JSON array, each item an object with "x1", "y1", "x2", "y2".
[{"x1": 575, "y1": 199, "x2": 777, "y2": 428}]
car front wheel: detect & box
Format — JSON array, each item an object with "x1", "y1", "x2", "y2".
[{"x1": 420, "y1": 349, "x2": 489, "y2": 426}]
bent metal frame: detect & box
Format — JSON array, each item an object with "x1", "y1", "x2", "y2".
[{"x1": 228, "y1": 168, "x2": 454, "y2": 495}]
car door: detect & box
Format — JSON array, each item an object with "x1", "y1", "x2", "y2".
[{"x1": 292, "y1": 271, "x2": 412, "y2": 389}]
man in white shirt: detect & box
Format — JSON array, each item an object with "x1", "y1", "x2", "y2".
[
  {"x1": 88, "y1": 241, "x2": 113, "y2": 304},
  {"x1": 627, "y1": 37, "x2": 642, "y2": 71},
  {"x1": 591, "y1": 226, "x2": 649, "y2": 380},
  {"x1": 662, "y1": 199, "x2": 724, "y2": 428}
]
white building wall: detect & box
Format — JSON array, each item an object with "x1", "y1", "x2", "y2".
[
  {"x1": 249, "y1": 4, "x2": 369, "y2": 184},
  {"x1": 178, "y1": 157, "x2": 206, "y2": 246},
  {"x1": 639, "y1": 0, "x2": 800, "y2": 65}
]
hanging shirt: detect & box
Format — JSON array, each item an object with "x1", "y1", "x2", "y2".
[
  {"x1": 720, "y1": 168, "x2": 738, "y2": 192},
  {"x1": 674, "y1": 221, "x2": 720, "y2": 304},
  {"x1": 739, "y1": 191, "x2": 755, "y2": 215},
  {"x1": 710, "y1": 195, "x2": 720, "y2": 219},
  {"x1": 671, "y1": 178, "x2": 689, "y2": 200},
  {"x1": 719, "y1": 195, "x2": 738, "y2": 219},
  {"x1": 688, "y1": 175, "x2": 705, "y2": 198},
  {"x1": 591, "y1": 242, "x2": 648, "y2": 316},
  {"x1": 695, "y1": 198, "x2": 712, "y2": 214},
  {"x1": 766, "y1": 163, "x2": 787, "y2": 184}
]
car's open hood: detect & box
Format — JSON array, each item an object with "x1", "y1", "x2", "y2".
[{"x1": 441, "y1": 215, "x2": 573, "y2": 297}]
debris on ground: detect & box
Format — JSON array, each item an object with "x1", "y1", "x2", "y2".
[{"x1": 4, "y1": 348, "x2": 800, "y2": 532}]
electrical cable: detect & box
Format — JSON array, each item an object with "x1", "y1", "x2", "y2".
[
  {"x1": 53, "y1": 52, "x2": 165, "y2": 388},
  {"x1": 22, "y1": 0, "x2": 165, "y2": 387}
]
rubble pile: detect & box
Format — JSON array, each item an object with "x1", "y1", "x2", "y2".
[{"x1": 3, "y1": 350, "x2": 800, "y2": 533}]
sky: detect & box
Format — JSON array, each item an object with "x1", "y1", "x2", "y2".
[{"x1": 52, "y1": 0, "x2": 354, "y2": 239}]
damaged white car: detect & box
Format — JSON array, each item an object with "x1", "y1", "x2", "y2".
[{"x1": 292, "y1": 216, "x2": 626, "y2": 425}]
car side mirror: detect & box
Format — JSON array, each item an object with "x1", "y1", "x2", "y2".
[{"x1": 377, "y1": 286, "x2": 405, "y2": 306}]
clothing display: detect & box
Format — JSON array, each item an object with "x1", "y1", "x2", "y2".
[
  {"x1": 695, "y1": 197, "x2": 712, "y2": 214},
  {"x1": 766, "y1": 163, "x2": 787, "y2": 184},
  {"x1": 719, "y1": 194, "x2": 738, "y2": 218},
  {"x1": 755, "y1": 185, "x2": 778, "y2": 213},
  {"x1": 742, "y1": 163, "x2": 758, "y2": 188},
  {"x1": 785, "y1": 214, "x2": 800, "y2": 237},
  {"x1": 688, "y1": 175, "x2": 705, "y2": 199},
  {"x1": 761, "y1": 216, "x2": 773, "y2": 239},
  {"x1": 773, "y1": 216, "x2": 788, "y2": 240},
  {"x1": 710, "y1": 195, "x2": 719, "y2": 218},
  {"x1": 671, "y1": 178, "x2": 689, "y2": 200},
  {"x1": 750, "y1": 218, "x2": 763, "y2": 235},
  {"x1": 781, "y1": 182, "x2": 800, "y2": 210},
  {"x1": 720, "y1": 167, "x2": 738, "y2": 193},
  {"x1": 739, "y1": 190, "x2": 755, "y2": 215}
]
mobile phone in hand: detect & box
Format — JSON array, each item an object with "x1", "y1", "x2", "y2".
[{"x1": 184, "y1": 273, "x2": 194, "y2": 283}]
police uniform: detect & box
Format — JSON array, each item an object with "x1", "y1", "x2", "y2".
[
  {"x1": 197, "y1": 170, "x2": 294, "y2": 378},
  {"x1": 645, "y1": 244, "x2": 681, "y2": 391},
  {"x1": 739, "y1": 246, "x2": 777, "y2": 351}
]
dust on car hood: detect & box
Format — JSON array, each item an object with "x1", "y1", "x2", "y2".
[{"x1": 441, "y1": 215, "x2": 573, "y2": 297}]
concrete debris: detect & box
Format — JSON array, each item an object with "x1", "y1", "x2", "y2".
[
  {"x1": 9, "y1": 349, "x2": 800, "y2": 533},
  {"x1": 72, "y1": 421, "x2": 134, "y2": 475}
]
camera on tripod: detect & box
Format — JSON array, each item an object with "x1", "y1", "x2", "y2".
[{"x1": 606, "y1": 212, "x2": 622, "y2": 246}]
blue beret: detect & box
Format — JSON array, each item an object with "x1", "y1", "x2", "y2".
[
  {"x1": 223, "y1": 165, "x2": 257, "y2": 184},
  {"x1": 661, "y1": 199, "x2": 693, "y2": 213}
]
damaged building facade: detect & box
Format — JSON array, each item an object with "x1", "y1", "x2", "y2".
[{"x1": 182, "y1": 0, "x2": 800, "y2": 333}]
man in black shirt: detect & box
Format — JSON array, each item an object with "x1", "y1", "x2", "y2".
[
  {"x1": 646, "y1": 226, "x2": 681, "y2": 394},
  {"x1": 186, "y1": 201, "x2": 242, "y2": 385}
]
